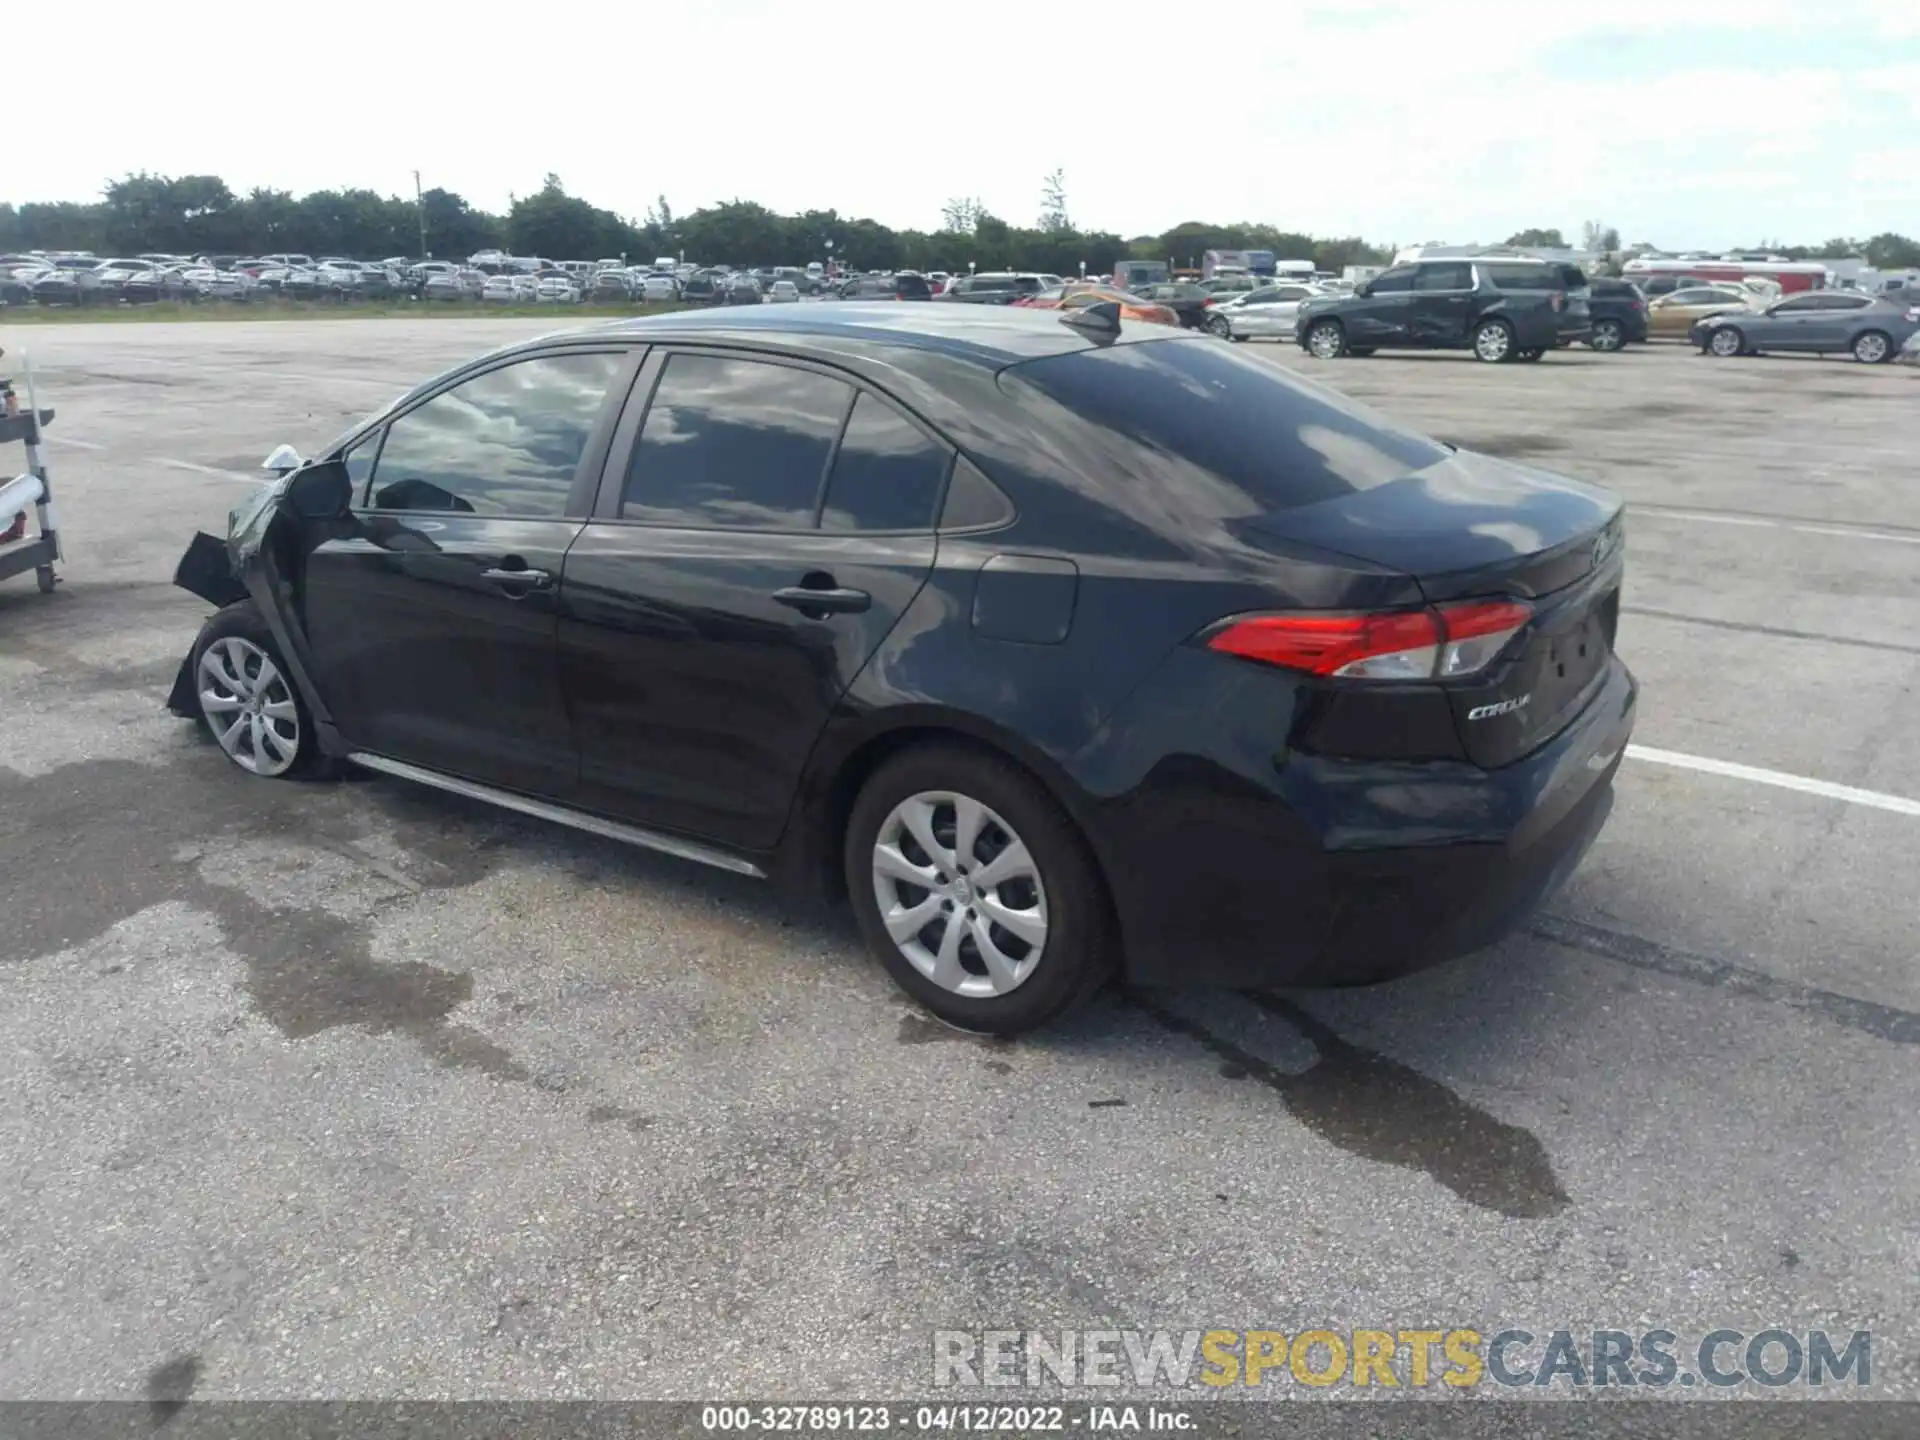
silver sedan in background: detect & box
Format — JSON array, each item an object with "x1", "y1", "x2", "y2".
[{"x1": 1206, "y1": 283, "x2": 1329, "y2": 341}]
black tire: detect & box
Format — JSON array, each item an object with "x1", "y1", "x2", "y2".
[
  {"x1": 1304, "y1": 318, "x2": 1348, "y2": 359},
  {"x1": 1707, "y1": 326, "x2": 1744, "y2": 358},
  {"x1": 1471, "y1": 319, "x2": 1515, "y2": 362},
  {"x1": 844, "y1": 742, "x2": 1115, "y2": 1035},
  {"x1": 1588, "y1": 318, "x2": 1624, "y2": 352},
  {"x1": 1851, "y1": 330, "x2": 1892, "y2": 364},
  {"x1": 187, "y1": 600, "x2": 326, "y2": 780},
  {"x1": 1205, "y1": 312, "x2": 1232, "y2": 339}
]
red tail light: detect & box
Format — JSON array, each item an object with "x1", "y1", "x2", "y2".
[{"x1": 1206, "y1": 600, "x2": 1532, "y2": 681}]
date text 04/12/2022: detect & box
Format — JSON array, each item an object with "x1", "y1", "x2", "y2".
[{"x1": 699, "y1": 1404, "x2": 1195, "y2": 1431}]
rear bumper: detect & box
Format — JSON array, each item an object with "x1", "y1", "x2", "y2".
[{"x1": 1085, "y1": 653, "x2": 1638, "y2": 988}]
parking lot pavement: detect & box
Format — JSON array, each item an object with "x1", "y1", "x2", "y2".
[{"x1": 2, "y1": 321, "x2": 1916, "y2": 1401}]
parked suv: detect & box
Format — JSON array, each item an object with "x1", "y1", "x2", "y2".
[
  {"x1": 838, "y1": 272, "x2": 933, "y2": 301},
  {"x1": 1295, "y1": 257, "x2": 1585, "y2": 362},
  {"x1": 939, "y1": 273, "x2": 1046, "y2": 305},
  {"x1": 1584, "y1": 277, "x2": 1649, "y2": 351}
]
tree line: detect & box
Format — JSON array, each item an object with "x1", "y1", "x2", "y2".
[
  {"x1": 3, "y1": 173, "x2": 1916, "y2": 275},
  {"x1": 0, "y1": 173, "x2": 1393, "y2": 274}
]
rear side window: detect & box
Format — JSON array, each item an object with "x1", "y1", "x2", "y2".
[
  {"x1": 894, "y1": 274, "x2": 932, "y2": 299},
  {"x1": 1006, "y1": 339, "x2": 1449, "y2": 513},
  {"x1": 1483, "y1": 264, "x2": 1560, "y2": 290},
  {"x1": 820, "y1": 394, "x2": 950, "y2": 532},
  {"x1": 1413, "y1": 263, "x2": 1472, "y2": 291},
  {"x1": 621, "y1": 354, "x2": 853, "y2": 529},
  {"x1": 367, "y1": 351, "x2": 623, "y2": 516}
]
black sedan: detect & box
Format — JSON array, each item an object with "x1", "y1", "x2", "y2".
[
  {"x1": 1690, "y1": 291, "x2": 1920, "y2": 363},
  {"x1": 164, "y1": 304, "x2": 1635, "y2": 1034}
]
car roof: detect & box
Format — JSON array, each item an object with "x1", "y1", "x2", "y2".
[{"x1": 588, "y1": 302, "x2": 1174, "y2": 366}]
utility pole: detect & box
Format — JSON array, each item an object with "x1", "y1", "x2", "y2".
[{"x1": 413, "y1": 170, "x2": 429, "y2": 259}]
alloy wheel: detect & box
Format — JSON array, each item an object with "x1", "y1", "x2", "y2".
[
  {"x1": 1307, "y1": 321, "x2": 1344, "y2": 358},
  {"x1": 870, "y1": 790, "x2": 1049, "y2": 999},
  {"x1": 1473, "y1": 322, "x2": 1512, "y2": 362},
  {"x1": 197, "y1": 636, "x2": 300, "y2": 776},
  {"x1": 1206, "y1": 313, "x2": 1232, "y2": 338},
  {"x1": 1853, "y1": 332, "x2": 1889, "y2": 364},
  {"x1": 1590, "y1": 320, "x2": 1623, "y2": 352},
  {"x1": 1708, "y1": 328, "x2": 1743, "y2": 357}
]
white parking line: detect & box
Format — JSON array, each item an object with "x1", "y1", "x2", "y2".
[
  {"x1": 158, "y1": 458, "x2": 260, "y2": 483},
  {"x1": 1631, "y1": 506, "x2": 1920, "y2": 547},
  {"x1": 1626, "y1": 744, "x2": 1920, "y2": 817},
  {"x1": 42, "y1": 436, "x2": 104, "y2": 451}
]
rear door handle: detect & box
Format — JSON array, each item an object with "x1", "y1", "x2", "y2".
[
  {"x1": 772, "y1": 585, "x2": 870, "y2": 615},
  {"x1": 481, "y1": 566, "x2": 554, "y2": 591}
]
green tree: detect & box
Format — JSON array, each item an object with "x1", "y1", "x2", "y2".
[
  {"x1": 419, "y1": 187, "x2": 501, "y2": 260},
  {"x1": 1506, "y1": 228, "x2": 1567, "y2": 248},
  {"x1": 1039, "y1": 171, "x2": 1070, "y2": 233},
  {"x1": 1863, "y1": 232, "x2": 1920, "y2": 269}
]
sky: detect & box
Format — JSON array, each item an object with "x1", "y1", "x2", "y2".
[{"x1": 11, "y1": 0, "x2": 1918, "y2": 250}]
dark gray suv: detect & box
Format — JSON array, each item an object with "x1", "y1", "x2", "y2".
[{"x1": 1297, "y1": 258, "x2": 1590, "y2": 362}]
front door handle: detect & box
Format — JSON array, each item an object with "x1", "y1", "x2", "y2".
[
  {"x1": 772, "y1": 585, "x2": 870, "y2": 615},
  {"x1": 481, "y1": 566, "x2": 554, "y2": 591}
]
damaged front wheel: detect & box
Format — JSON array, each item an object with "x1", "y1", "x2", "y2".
[{"x1": 189, "y1": 601, "x2": 321, "y2": 779}]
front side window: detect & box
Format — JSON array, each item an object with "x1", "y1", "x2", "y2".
[
  {"x1": 621, "y1": 354, "x2": 853, "y2": 529},
  {"x1": 1368, "y1": 267, "x2": 1416, "y2": 294},
  {"x1": 367, "y1": 351, "x2": 624, "y2": 516}
]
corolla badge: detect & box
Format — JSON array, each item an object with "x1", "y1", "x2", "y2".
[{"x1": 1467, "y1": 694, "x2": 1531, "y2": 721}]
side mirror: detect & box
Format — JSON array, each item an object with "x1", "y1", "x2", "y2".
[
  {"x1": 1354, "y1": 282, "x2": 1371, "y2": 297},
  {"x1": 285, "y1": 459, "x2": 351, "y2": 521},
  {"x1": 262, "y1": 443, "x2": 303, "y2": 476}
]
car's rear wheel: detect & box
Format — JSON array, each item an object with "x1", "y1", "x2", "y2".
[
  {"x1": 1708, "y1": 327, "x2": 1744, "y2": 357},
  {"x1": 1305, "y1": 319, "x2": 1348, "y2": 358},
  {"x1": 845, "y1": 743, "x2": 1114, "y2": 1035},
  {"x1": 1852, "y1": 330, "x2": 1891, "y2": 364},
  {"x1": 190, "y1": 601, "x2": 320, "y2": 780},
  {"x1": 1472, "y1": 319, "x2": 1514, "y2": 362},
  {"x1": 1589, "y1": 318, "x2": 1625, "y2": 352}
]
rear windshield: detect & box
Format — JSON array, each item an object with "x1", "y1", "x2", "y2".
[
  {"x1": 1004, "y1": 338, "x2": 1450, "y2": 512},
  {"x1": 895, "y1": 274, "x2": 932, "y2": 298}
]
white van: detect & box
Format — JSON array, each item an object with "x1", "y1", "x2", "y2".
[{"x1": 653, "y1": 256, "x2": 678, "y2": 272}]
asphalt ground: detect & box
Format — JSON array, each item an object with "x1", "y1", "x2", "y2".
[{"x1": 1, "y1": 319, "x2": 1916, "y2": 1407}]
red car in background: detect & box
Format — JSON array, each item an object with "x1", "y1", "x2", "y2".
[{"x1": 1014, "y1": 284, "x2": 1180, "y2": 326}]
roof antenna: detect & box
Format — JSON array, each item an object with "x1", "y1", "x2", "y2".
[{"x1": 1058, "y1": 301, "x2": 1122, "y2": 337}]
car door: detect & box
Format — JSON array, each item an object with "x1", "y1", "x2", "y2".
[
  {"x1": 557, "y1": 348, "x2": 945, "y2": 851},
  {"x1": 1408, "y1": 261, "x2": 1475, "y2": 346},
  {"x1": 300, "y1": 346, "x2": 638, "y2": 798},
  {"x1": 1344, "y1": 265, "x2": 1417, "y2": 344},
  {"x1": 1747, "y1": 293, "x2": 1825, "y2": 349},
  {"x1": 1804, "y1": 292, "x2": 1876, "y2": 350}
]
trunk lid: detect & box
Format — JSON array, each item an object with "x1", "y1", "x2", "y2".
[{"x1": 1245, "y1": 449, "x2": 1625, "y2": 767}]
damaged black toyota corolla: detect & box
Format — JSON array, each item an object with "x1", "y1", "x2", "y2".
[{"x1": 167, "y1": 303, "x2": 1636, "y2": 1034}]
